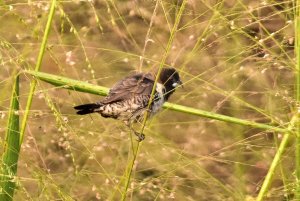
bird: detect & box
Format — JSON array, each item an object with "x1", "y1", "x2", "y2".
[{"x1": 74, "y1": 67, "x2": 182, "y2": 141}]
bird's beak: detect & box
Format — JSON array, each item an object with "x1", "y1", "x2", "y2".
[{"x1": 172, "y1": 80, "x2": 183, "y2": 88}]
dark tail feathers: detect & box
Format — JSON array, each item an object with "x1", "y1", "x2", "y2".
[{"x1": 74, "y1": 103, "x2": 102, "y2": 115}]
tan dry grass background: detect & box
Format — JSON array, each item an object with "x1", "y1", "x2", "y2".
[{"x1": 0, "y1": 0, "x2": 296, "y2": 200}]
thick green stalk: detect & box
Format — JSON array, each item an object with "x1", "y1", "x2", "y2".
[
  {"x1": 0, "y1": 76, "x2": 20, "y2": 201},
  {"x1": 164, "y1": 103, "x2": 287, "y2": 133},
  {"x1": 19, "y1": 0, "x2": 57, "y2": 146},
  {"x1": 25, "y1": 70, "x2": 288, "y2": 134},
  {"x1": 23, "y1": 70, "x2": 109, "y2": 96}
]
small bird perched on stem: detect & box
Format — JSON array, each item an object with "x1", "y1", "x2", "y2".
[{"x1": 74, "y1": 67, "x2": 182, "y2": 141}]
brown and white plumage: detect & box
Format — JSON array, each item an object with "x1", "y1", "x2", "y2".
[{"x1": 74, "y1": 67, "x2": 182, "y2": 140}]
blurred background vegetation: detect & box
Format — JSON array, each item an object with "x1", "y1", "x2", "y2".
[{"x1": 0, "y1": 0, "x2": 296, "y2": 200}]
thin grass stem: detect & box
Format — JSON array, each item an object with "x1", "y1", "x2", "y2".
[
  {"x1": 256, "y1": 116, "x2": 296, "y2": 201},
  {"x1": 121, "y1": 1, "x2": 188, "y2": 199},
  {"x1": 19, "y1": 0, "x2": 57, "y2": 146}
]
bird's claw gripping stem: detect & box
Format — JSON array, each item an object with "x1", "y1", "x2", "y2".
[{"x1": 134, "y1": 132, "x2": 145, "y2": 142}]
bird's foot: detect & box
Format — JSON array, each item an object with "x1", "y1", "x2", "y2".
[{"x1": 134, "y1": 132, "x2": 145, "y2": 142}]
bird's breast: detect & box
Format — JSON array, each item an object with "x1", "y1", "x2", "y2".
[{"x1": 150, "y1": 83, "x2": 165, "y2": 115}]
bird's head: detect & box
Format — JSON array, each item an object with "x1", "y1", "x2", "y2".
[{"x1": 158, "y1": 67, "x2": 182, "y2": 100}]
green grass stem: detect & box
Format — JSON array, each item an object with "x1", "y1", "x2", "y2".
[
  {"x1": 0, "y1": 1, "x2": 57, "y2": 199},
  {"x1": 256, "y1": 116, "x2": 296, "y2": 201},
  {"x1": 24, "y1": 70, "x2": 288, "y2": 134},
  {"x1": 0, "y1": 75, "x2": 20, "y2": 201},
  {"x1": 24, "y1": 71, "x2": 109, "y2": 96},
  {"x1": 19, "y1": 0, "x2": 57, "y2": 146},
  {"x1": 121, "y1": 1, "x2": 188, "y2": 199}
]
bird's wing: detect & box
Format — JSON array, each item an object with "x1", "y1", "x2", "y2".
[{"x1": 100, "y1": 72, "x2": 155, "y2": 104}]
